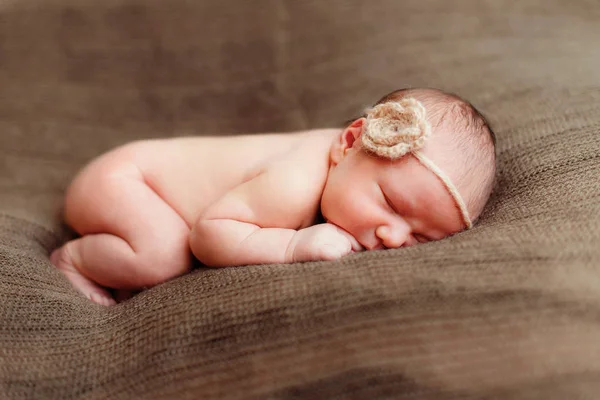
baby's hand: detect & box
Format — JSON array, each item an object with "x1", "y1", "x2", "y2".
[{"x1": 286, "y1": 223, "x2": 364, "y2": 263}]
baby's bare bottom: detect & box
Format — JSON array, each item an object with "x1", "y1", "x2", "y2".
[{"x1": 51, "y1": 162, "x2": 192, "y2": 306}]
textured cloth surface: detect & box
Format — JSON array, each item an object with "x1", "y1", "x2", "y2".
[{"x1": 1, "y1": 1, "x2": 600, "y2": 399}]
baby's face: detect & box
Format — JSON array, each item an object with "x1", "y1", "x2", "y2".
[{"x1": 321, "y1": 120, "x2": 467, "y2": 250}]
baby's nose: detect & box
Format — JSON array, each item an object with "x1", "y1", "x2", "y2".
[{"x1": 375, "y1": 225, "x2": 408, "y2": 249}]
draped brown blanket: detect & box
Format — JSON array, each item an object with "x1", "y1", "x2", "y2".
[{"x1": 1, "y1": 1, "x2": 599, "y2": 399}]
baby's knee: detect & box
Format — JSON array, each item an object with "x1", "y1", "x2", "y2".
[{"x1": 63, "y1": 155, "x2": 143, "y2": 234}]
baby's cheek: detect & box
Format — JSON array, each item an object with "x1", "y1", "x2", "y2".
[
  {"x1": 324, "y1": 185, "x2": 368, "y2": 229},
  {"x1": 321, "y1": 199, "x2": 346, "y2": 227},
  {"x1": 343, "y1": 199, "x2": 374, "y2": 229}
]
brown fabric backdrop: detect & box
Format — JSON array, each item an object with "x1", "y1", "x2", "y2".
[{"x1": 1, "y1": 0, "x2": 599, "y2": 399}]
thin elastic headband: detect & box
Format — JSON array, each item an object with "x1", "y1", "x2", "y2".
[{"x1": 411, "y1": 151, "x2": 472, "y2": 229}]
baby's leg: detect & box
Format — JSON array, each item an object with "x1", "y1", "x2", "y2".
[
  {"x1": 51, "y1": 165, "x2": 191, "y2": 305},
  {"x1": 51, "y1": 235, "x2": 138, "y2": 306}
]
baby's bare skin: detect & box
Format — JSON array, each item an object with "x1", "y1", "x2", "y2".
[
  {"x1": 51, "y1": 129, "x2": 362, "y2": 305},
  {"x1": 52, "y1": 88, "x2": 493, "y2": 306}
]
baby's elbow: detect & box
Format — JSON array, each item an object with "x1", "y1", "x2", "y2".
[
  {"x1": 189, "y1": 219, "x2": 232, "y2": 268},
  {"x1": 190, "y1": 220, "x2": 218, "y2": 267},
  {"x1": 189, "y1": 221, "x2": 204, "y2": 260}
]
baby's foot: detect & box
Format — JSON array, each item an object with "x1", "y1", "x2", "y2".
[{"x1": 50, "y1": 245, "x2": 117, "y2": 306}]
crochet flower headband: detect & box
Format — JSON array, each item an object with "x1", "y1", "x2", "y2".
[{"x1": 362, "y1": 98, "x2": 472, "y2": 229}]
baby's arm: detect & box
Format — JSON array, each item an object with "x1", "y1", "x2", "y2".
[{"x1": 190, "y1": 167, "x2": 361, "y2": 267}]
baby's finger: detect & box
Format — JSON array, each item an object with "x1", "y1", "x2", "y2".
[
  {"x1": 333, "y1": 226, "x2": 364, "y2": 252},
  {"x1": 350, "y1": 237, "x2": 365, "y2": 252}
]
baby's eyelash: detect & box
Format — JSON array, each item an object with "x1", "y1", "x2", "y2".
[{"x1": 379, "y1": 186, "x2": 398, "y2": 214}]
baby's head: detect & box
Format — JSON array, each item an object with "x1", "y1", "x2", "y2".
[{"x1": 321, "y1": 87, "x2": 496, "y2": 249}]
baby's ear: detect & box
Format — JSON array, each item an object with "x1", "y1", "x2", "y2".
[
  {"x1": 331, "y1": 118, "x2": 366, "y2": 165},
  {"x1": 342, "y1": 117, "x2": 366, "y2": 150}
]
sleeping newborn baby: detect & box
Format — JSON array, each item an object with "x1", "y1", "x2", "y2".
[{"x1": 51, "y1": 87, "x2": 496, "y2": 305}]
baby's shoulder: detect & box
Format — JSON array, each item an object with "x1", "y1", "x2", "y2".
[
  {"x1": 262, "y1": 130, "x2": 331, "y2": 184},
  {"x1": 257, "y1": 134, "x2": 332, "y2": 227}
]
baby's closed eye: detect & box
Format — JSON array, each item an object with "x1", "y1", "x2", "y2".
[{"x1": 379, "y1": 185, "x2": 399, "y2": 214}]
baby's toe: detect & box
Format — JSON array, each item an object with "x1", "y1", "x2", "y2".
[
  {"x1": 49, "y1": 247, "x2": 63, "y2": 267},
  {"x1": 90, "y1": 292, "x2": 117, "y2": 306}
]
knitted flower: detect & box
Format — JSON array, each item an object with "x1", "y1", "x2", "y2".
[{"x1": 361, "y1": 98, "x2": 431, "y2": 160}]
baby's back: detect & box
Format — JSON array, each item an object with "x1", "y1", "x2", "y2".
[{"x1": 80, "y1": 129, "x2": 335, "y2": 227}]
